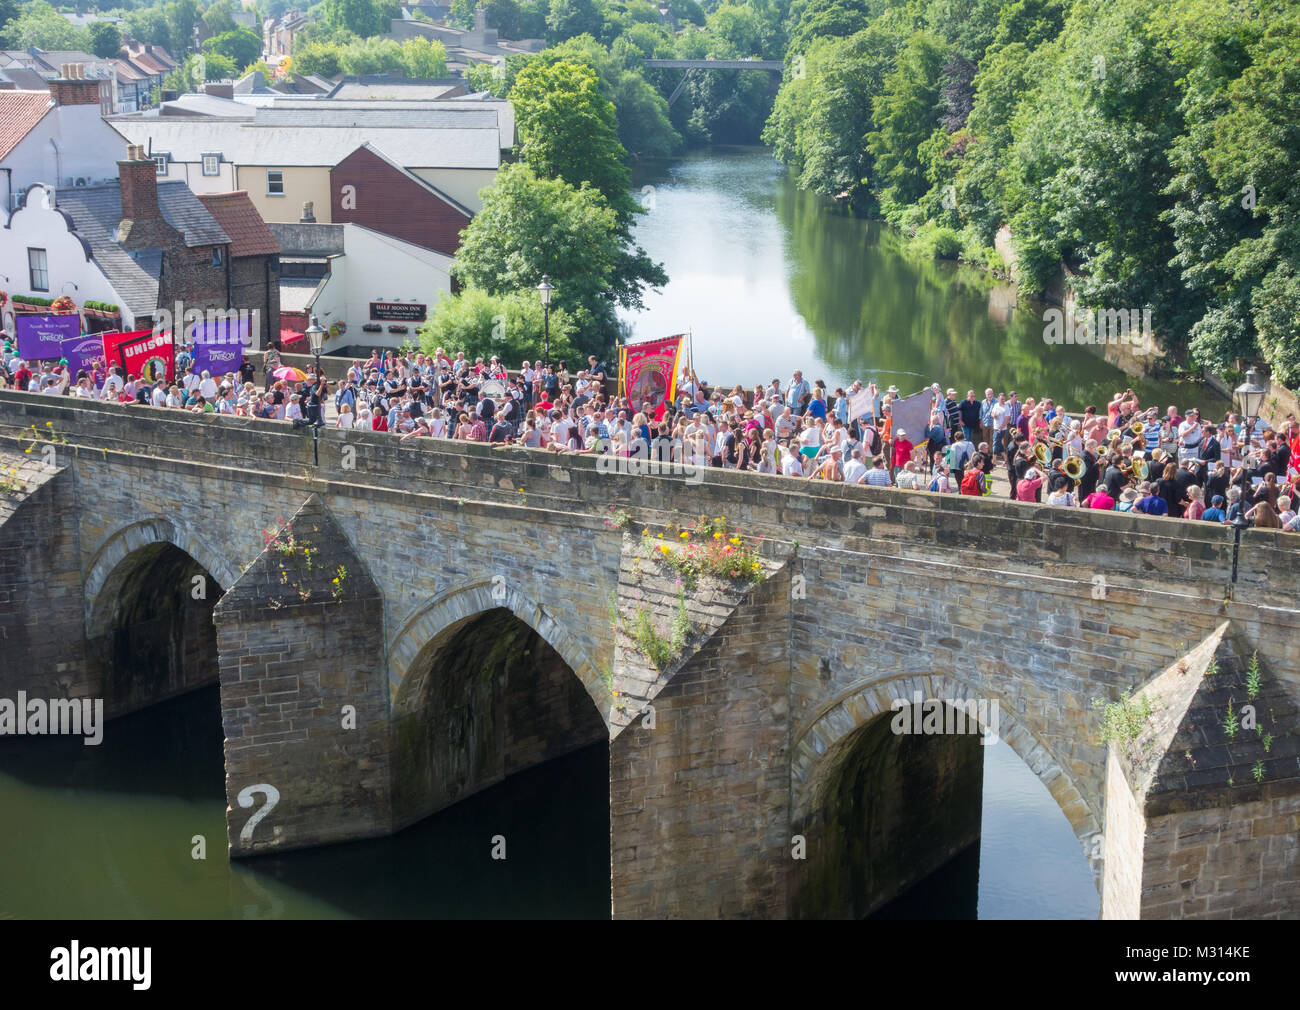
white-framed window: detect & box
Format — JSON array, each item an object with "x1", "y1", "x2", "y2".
[
  {"x1": 202, "y1": 154, "x2": 220, "y2": 177},
  {"x1": 266, "y1": 169, "x2": 284, "y2": 196},
  {"x1": 28, "y1": 248, "x2": 49, "y2": 291},
  {"x1": 153, "y1": 153, "x2": 168, "y2": 176}
]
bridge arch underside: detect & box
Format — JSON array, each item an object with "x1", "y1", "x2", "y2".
[
  {"x1": 388, "y1": 606, "x2": 609, "y2": 833},
  {"x1": 85, "y1": 539, "x2": 224, "y2": 719},
  {"x1": 789, "y1": 675, "x2": 1101, "y2": 919}
]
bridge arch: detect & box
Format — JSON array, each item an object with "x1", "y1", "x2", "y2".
[
  {"x1": 82, "y1": 516, "x2": 237, "y2": 716},
  {"x1": 388, "y1": 581, "x2": 611, "y2": 724},
  {"x1": 791, "y1": 671, "x2": 1102, "y2": 870},
  {"x1": 84, "y1": 516, "x2": 240, "y2": 636}
]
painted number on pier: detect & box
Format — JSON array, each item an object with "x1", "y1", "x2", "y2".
[{"x1": 237, "y1": 783, "x2": 281, "y2": 843}]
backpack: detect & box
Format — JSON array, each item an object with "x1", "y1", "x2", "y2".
[{"x1": 961, "y1": 470, "x2": 982, "y2": 495}]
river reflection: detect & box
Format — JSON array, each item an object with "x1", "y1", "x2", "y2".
[{"x1": 626, "y1": 147, "x2": 1227, "y2": 416}]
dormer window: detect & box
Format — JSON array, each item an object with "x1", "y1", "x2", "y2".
[
  {"x1": 153, "y1": 153, "x2": 169, "y2": 176},
  {"x1": 202, "y1": 154, "x2": 220, "y2": 177}
]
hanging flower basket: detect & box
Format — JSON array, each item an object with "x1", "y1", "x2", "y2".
[
  {"x1": 50, "y1": 295, "x2": 77, "y2": 314},
  {"x1": 387, "y1": 324, "x2": 409, "y2": 334},
  {"x1": 362, "y1": 323, "x2": 382, "y2": 333}
]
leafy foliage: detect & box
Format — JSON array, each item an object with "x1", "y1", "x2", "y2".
[{"x1": 417, "y1": 288, "x2": 581, "y2": 364}]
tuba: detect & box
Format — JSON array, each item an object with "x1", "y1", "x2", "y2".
[
  {"x1": 1130, "y1": 419, "x2": 1146, "y2": 437},
  {"x1": 1032, "y1": 441, "x2": 1052, "y2": 467},
  {"x1": 1062, "y1": 455, "x2": 1085, "y2": 481}
]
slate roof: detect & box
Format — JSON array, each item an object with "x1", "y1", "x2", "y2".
[
  {"x1": 254, "y1": 106, "x2": 496, "y2": 129},
  {"x1": 55, "y1": 181, "x2": 231, "y2": 317},
  {"x1": 197, "y1": 191, "x2": 281, "y2": 258},
  {"x1": 0, "y1": 91, "x2": 53, "y2": 161},
  {"x1": 0, "y1": 67, "x2": 51, "y2": 91}
]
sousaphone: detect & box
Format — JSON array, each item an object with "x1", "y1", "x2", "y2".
[{"x1": 479, "y1": 378, "x2": 509, "y2": 398}]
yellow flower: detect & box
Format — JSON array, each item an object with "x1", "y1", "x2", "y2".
[
  {"x1": 679, "y1": 531, "x2": 689, "y2": 539},
  {"x1": 45, "y1": 421, "x2": 53, "y2": 427},
  {"x1": 332, "y1": 578, "x2": 340, "y2": 584},
  {"x1": 657, "y1": 533, "x2": 663, "y2": 538},
  {"x1": 659, "y1": 543, "x2": 671, "y2": 554},
  {"x1": 714, "y1": 532, "x2": 723, "y2": 540},
  {"x1": 729, "y1": 537, "x2": 741, "y2": 545}
]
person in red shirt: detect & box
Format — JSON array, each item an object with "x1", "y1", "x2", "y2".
[
  {"x1": 1083, "y1": 487, "x2": 1115, "y2": 509},
  {"x1": 1016, "y1": 467, "x2": 1044, "y2": 502},
  {"x1": 891, "y1": 428, "x2": 914, "y2": 472}
]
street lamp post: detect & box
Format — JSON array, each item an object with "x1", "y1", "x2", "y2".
[
  {"x1": 537, "y1": 275, "x2": 553, "y2": 372},
  {"x1": 306, "y1": 314, "x2": 326, "y2": 465},
  {"x1": 1234, "y1": 367, "x2": 1266, "y2": 437},
  {"x1": 1227, "y1": 368, "x2": 1267, "y2": 599}
]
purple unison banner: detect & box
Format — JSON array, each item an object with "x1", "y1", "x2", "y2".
[
  {"x1": 60, "y1": 334, "x2": 108, "y2": 380},
  {"x1": 187, "y1": 314, "x2": 248, "y2": 377},
  {"x1": 16, "y1": 314, "x2": 80, "y2": 361}
]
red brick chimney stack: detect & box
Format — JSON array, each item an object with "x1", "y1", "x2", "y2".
[
  {"x1": 116, "y1": 144, "x2": 179, "y2": 250},
  {"x1": 49, "y1": 63, "x2": 102, "y2": 107}
]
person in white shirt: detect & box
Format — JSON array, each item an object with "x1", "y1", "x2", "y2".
[
  {"x1": 843, "y1": 450, "x2": 868, "y2": 484},
  {"x1": 336, "y1": 403, "x2": 355, "y2": 429},
  {"x1": 74, "y1": 376, "x2": 96, "y2": 398},
  {"x1": 779, "y1": 445, "x2": 803, "y2": 476},
  {"x1": 151, "y1": 383, "x2": 167, "y2": 407}
]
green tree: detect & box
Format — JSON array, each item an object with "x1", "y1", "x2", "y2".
[
  {"x1": 865, "y1": 30, "x2": 947, "y2": 207},
  {"x1": 454, "y1": 163, "x2": 664, "y2": 353},
  {"x1": 338, "y1": 36, "x2": 403, "y2": 74},
  {"x1": 765, "y1": 25, "x2": 903, "y2": 212},
  {"x1": 202, "y1": 51, "x2": 237, "y2": 79},
  {"x1": 0, "y1": 2, "x2": 92, "y2": 50},
  {"x1": 324, "y1": 0, "x2": 386, "y2": 37},
  {"x1": 546, "y1": 0, "x2": 608, "y2": 44},
  {"x1": 202, "y1": 0, "x2": 237, "y2": 36},
  {"x1": 203, "y1": 28, "x2": 263, "y2": 70},
  {"x1": 482, "y1": 0, "x2": 522, "y2": 37},
  {"x1": 124, "y1": 7, "x2": 175, "y2": 48},
  {"x1": 400, "y1": 36, "x2": 448, "y2": 77},
  {"x1": 88, "y1": 20, "x2": 122, "y2": 58},
  {"x1": 291, "y1": 41, "x2": 344, "y2": 76},
  {"x1": 165, "y1": 0, "x2": 202, "y2": 55},
  {"x1": 510, "y1": 57, "x2": 639, "y2": 227},
  {"x1": 418, "y1": 289, "x2": 580, "y2": 366},
  {"x1": 448, "y1": 0, "x2": 476, "y2": 30}
]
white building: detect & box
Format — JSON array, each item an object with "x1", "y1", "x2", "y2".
[
  {"x1": 0, "y1": 76, "x2": 129, "y2": 214},
  {"x1": 270, "y1": 221, "x2": 453, "y2": 355}
]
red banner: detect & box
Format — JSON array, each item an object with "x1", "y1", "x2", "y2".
[
  {"x1": 108, "y1": 328, "x2": 174, "y2": 382},
  {"x1": 620, "y1": 335, "x2": 684, "y2": 415}
]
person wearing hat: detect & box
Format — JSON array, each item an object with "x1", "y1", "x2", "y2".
[
  {"x1": 1016, "y1": 465, "x2": 1044, "y2": 502},
  {"x1": 1202, "y1": 494, "x2": 1228, "y2": 523},
  {"x1": 1114, "y1": 487, "x2": 1139, "y2": 512},
  {"x1": 891, "y1": 427, "x2": 914, "y2": 476}
]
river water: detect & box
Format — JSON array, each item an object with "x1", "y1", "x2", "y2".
[
  {"x1": 625, "y1": 147, "x2": 1225, "y2": 417},
  {"x1": 1, "y1": 148, "x2": 1118, "y2": 920}
]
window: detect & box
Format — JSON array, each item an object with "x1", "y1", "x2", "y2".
[
  {"x1": 266, "y1": 169, "x2": 284, "y2": 196},
  {"x1": 28, "y1": 248, "x2": 49, "y2": 291},
  {"x1": 202, "y1": 154, "x2": 220, "y2": 177},
  {"x1": 153, "y1": 153, "x2": 168, "y2": 176},
  {"x1": 211, "y1": 247, "x2": 224, "y2": 267}
]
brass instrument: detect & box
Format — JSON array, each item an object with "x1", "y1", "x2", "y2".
[
  {"x1": 1062, "y1": 455, "x2": 1085, "y2": 480},
  {"x1": 1032, "y1": 441, "x2": 1052, "y2": 467},
  {"x1": 1130, "y1": 420, "x2": 1146, "y2": 437}
]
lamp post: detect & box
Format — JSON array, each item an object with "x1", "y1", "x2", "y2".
[
  {"x1": 306, "y1": 314, "x2": 326, "y2": 465},
  {"x1": 536, "y1": 275, "x2": 553, "y2": 372},
  {"x1": 1227, "y1": 369, "x2": 1266, "y2": 599},
  {"x1": 1234, "y1": 367, "x2": 1266, "y2": 440}
]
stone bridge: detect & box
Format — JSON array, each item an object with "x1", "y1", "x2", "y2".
[{"x1": 0, "y1": 391, "x2": 1296, "y2": 919}]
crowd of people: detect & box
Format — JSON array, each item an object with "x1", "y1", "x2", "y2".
[{"x1": 3, "y1": 338, "x2": 1298, "y2": 533}]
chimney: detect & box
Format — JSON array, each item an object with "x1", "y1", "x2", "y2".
[
  {"x1": 300, "y1": 201, "x2": 315, "y2": 223},
  {"x1": 202, "y1": 81, "x2": 234, "y2": 99},
  {"x1": 49, "y1": 63, "x2": 102, "y2": 107},
  {"x1": 116, "y1": 145, "x2": 179, "y2": 251}
]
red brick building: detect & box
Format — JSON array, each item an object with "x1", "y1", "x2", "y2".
[{"x1": 329, "y1": 143, "x2": 473, "y2": 258}]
